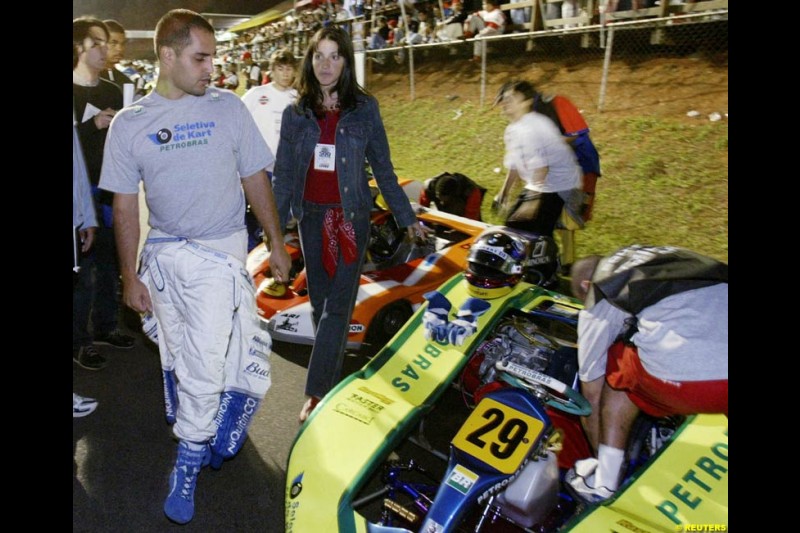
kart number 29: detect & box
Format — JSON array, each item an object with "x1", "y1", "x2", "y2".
[{"x1": 452, "y1": 398, "x2": 544, "y2": 474}]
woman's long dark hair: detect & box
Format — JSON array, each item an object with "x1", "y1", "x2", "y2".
[{"x1": 295, "y1": 26, "x2": 369, "y2": 116}]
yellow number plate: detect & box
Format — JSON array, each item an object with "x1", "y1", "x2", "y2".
[{"x1": 451, "y1": 397, "x2": 544, "y2": 474}]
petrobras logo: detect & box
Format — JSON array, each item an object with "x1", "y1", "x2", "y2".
[
  {"x1": 148, "y1": 127, "x2": 173, "y2": 144},
  {"x1": 289, "y1": 472, "x2": 304, "y2": 499},
  {"x1": 146, "y1": 120, "x2": 217, "y2": 151},
  {"x1": 446, "y1": 464, "x2": 478, "y2": 495}
]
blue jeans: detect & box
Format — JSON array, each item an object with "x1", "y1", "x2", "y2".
[
  {"x1": 72, "y1": 226, "x2": 122, "y2": 348},
  {"x1": 298, "y1": 201, "x2": 370, "y2": 398}
]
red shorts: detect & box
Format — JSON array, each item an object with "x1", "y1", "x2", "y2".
[{"x1": 605, "y1": 342, "x2": 728, "y2": 418}]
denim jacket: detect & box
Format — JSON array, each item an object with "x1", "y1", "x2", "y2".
[{"x1": 271, "y1": 94, "x2": 416, "y2": 231}]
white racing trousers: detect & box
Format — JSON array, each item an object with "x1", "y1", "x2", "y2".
[{"x1": 139, "y1": 232, "x2": 272, "y2": 467}]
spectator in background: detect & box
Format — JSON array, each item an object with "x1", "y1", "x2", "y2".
[
  {"x1": 74, "y1": 40, "x2": 100, "y2": 419},
  {"x1": 222, "y1": 63, "x2": 239, "y2": 91},
  {"x1": 243, "y1": 53, "x2": 261, "y2": 89},
  {"x1": 101, "y1": 19, "x2": 144, "y2": 101},
  {"x1": 417, "y1": 9, "x2": 435, "y2": 43},
  {"x1": 435, "y1": 0, "x2": 467, "y2": 42},
  {"x1": 242, "y1": 48, "x2": 299, "y2": 251},
  {"x1": 419, "y1": 172, "x2": 486, "y2": 221},
  {"x1": 403, "y1": 19, "x2": 424, "y2": 45},
  {"x1": 492, "y1": 80, "x2": 582, "y2": 239},
  {"x1": 211, "y1": 63, "x2": 225, "y2": 87},
  {"x1": 509, "y1": 0, "x2": 532, "y2": 27},
  {"x1": 464, "y1": 0, "x2": 506, "y2": 62},
  {"x1": 73, "y1": 16, "x2": 134, "y2": 373},
  {"x1": 369, "y1": 16, "x2": 391, "y2": 49}
]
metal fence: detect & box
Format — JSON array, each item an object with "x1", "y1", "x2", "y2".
[{"x1": 360, "y1": 8, "x2": 728, "y2": 112}]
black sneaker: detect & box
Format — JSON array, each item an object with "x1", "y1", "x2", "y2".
[
  {"x1": 73, "y1": 345, "x2": 107, "y2": 371},
  {"x1": 95, "y1": 330, "x2": 135, "y2": 349}
]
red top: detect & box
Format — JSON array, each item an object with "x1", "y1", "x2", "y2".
[{"x1": 303, "y1": 110, "x2": 341, "y2": 203}]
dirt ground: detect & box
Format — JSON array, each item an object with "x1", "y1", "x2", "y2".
[{"x1": 364, "y1": 38, "x2": 728, "y2": 121}]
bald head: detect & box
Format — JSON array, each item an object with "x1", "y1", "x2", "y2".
[{"x1": 570, "y1": 255, "x2": 602, "y2": 301}]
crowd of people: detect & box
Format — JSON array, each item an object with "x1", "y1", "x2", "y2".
[
  {"x1": 218, "y1": 0, "x2": 689, "y2": 70},
  {"x1": 73, "y1": 3, "x2": 726, "y2": 526}
]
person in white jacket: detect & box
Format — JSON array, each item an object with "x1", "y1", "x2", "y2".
[{"x1": 464, "y1": 0, "x2": 506, "y2": 61}]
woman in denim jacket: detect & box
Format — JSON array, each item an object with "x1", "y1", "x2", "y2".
[{"x1": 272, "y1": 26, "x2": 428, "y2": 423}]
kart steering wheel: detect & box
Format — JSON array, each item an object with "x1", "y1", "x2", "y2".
[{"x1": 495, "y1": 360, "x2": 592, "y2": 417}]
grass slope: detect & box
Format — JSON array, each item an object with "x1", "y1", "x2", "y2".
[{"x1": 374, "y1": 61, "x2": 728, "y2": 263}]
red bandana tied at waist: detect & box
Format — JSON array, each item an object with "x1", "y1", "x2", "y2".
[{"x1": 322, "y1": 207, "x2": 358, "y2": 278}]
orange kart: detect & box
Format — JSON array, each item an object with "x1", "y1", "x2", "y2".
[{"x1": 245, "y1": 179, "x2": 491, "y2": 354}]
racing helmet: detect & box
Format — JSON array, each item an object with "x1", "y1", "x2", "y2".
[
  {"x1": 520, "y1": 232, "x2": 560, "y2": 289},
  {"x1": 465, "y1": 228, "x2": 561, "y2": 298},
  {"x1": 465, "y1": 228, "x2": 528, "y2": 299},
  {"x1": 367, "y1": 214, "x2": 403, "y2": 263}
]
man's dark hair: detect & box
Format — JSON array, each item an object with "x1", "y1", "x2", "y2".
[
  {"x1": 296, "y1": 26, "x2": 369, "y2": 116},
  {"x1": 73, "y1": 16, "x2": 109, "y2": 53},
  {"x1": 103, "y1": 19, "x2": 126, "y2": 34},
  {"x1": 270, "y1": 48, "x2": 298, "y2": 70},
  {"x1": 154, "y1": 9, "x2": 215, "y2": 60}
]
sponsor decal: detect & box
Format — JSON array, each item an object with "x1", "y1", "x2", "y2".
[
  {"x1": 245, "y1": 361, "x2": 271, "y2": 379},
  {"x1": 276, "y1": 314, "x2": 300, "y2": 332},
  {"x1": 357, "y1": 386, "x2": 395, "y2": 406},
  {"x1": 286, "y1": 473, "x2": 302, "y2": 533},
  {"x1": 258, "y1": 94, "x2": 270, "y2": 105},
  {"x1": 656, "y1": 429, "x2": 728, "y2": 526},
  {"x1": 348, "y1": 323, "x2": 365, "y2": 334},
  {"x1": 391, "y1": 343, "x2": 443, "y2": 392},
  {"x1": 146, "y1": 120, "x2": 217, "y2": 151},
  {"x1": 289, "y1": 472, "x2": 304, "y2": 499},
  {"x1": 446, "y1": 465, "x2": 478, "y2": 495}
]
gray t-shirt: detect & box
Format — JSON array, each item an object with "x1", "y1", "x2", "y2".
[
  {"x1": 578, "y1": 284, "x2": 728, "y2": 383},
  {"x1": 99, "y1": 88, "x2": 274, "y2": 240}
]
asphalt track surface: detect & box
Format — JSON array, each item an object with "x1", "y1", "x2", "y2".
[{"x1": 72, "y1": 314, "x2": 369, "y2": 532}]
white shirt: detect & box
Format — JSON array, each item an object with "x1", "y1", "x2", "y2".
[
  {"x1": 578, "y1": 284, "x2": 729, "y2": 382},
  {"x1": 241, "y1": 83, "x2": 298, "y2": 172},
  {"x1": 503, "y1": 111, "x2": 581, "y2": 193}
]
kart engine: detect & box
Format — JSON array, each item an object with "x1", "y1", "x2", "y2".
[{"x1": 473, "y1": 316, "x2": 558, "y2": 389}]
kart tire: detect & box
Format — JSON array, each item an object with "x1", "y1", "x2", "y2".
[{"x1": 364, "y1": 301, "x2": 413, "y2": 355}]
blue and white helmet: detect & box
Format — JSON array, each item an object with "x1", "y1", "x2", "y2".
[{"x1": 465, "y1": 227, "x2": 560, "y2": 298}]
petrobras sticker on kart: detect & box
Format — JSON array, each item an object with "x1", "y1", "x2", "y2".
[
  {"x1": 445, "y1": 464, "x2": 479, "y2": 495},
  {"x1": 420, "y1": 518, "x2": 445, "y2": 533}
]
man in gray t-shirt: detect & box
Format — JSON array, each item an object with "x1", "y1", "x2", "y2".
[{"x1": 98, "y1": 9, "x2": 290, "y2": 525}]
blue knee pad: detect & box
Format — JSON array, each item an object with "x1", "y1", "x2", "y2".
[
  {"x1": 162, "y1": 369, "x2": 179, "y2": 425},
  {"x1": 208, "y1": 391, "x2": 261, "y2": 469}
]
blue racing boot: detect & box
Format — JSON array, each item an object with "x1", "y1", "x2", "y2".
[{"x1": 164, "y1": 441, "x2": 206, "y2": 524}]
